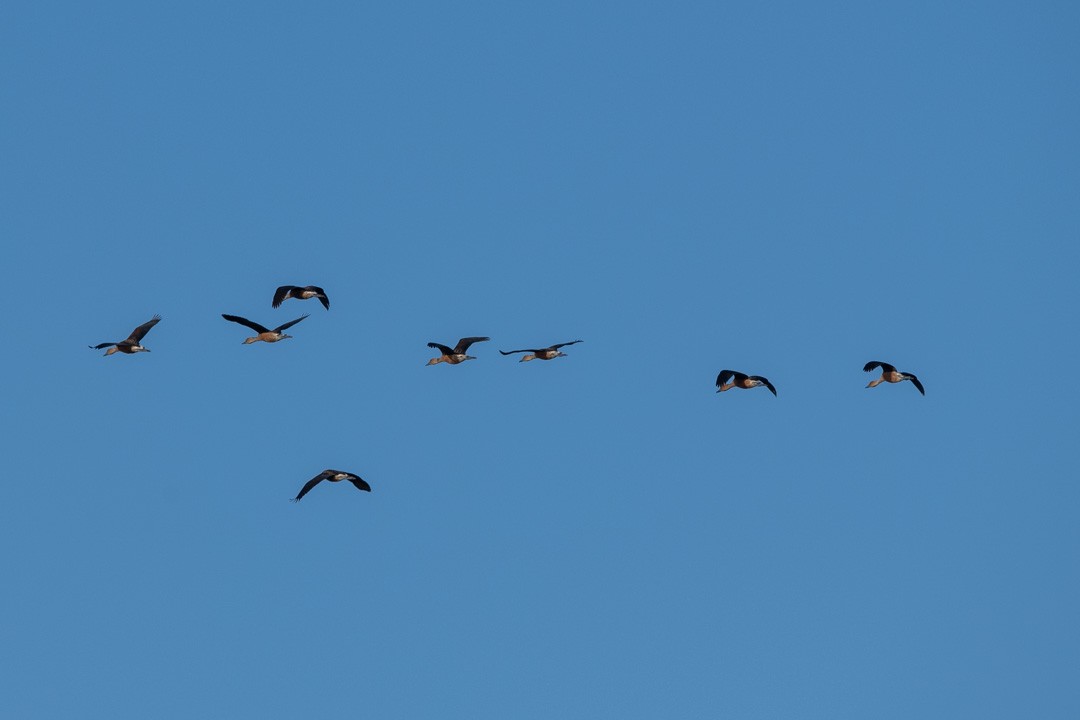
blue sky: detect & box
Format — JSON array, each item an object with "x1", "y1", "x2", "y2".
[{"x1": 2, "y1": 1, "x2": 1078, "y2": 717}]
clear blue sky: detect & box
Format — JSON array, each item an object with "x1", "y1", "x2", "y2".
[{"x1": 3, "y1": 1, "x2": 1078, "y2": 717}]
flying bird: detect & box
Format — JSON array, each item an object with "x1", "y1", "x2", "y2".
[
  {"x1": 273, "y1": 285, "x2": 329, "y2": 310},
  {"x1": 499, "y1": 340, "x2": 583, "y2": 362},
  {"x1": 292, "y1": 469, "x2": 371, "y2": 502},
  {"x1": 715, "y1": 369, "x2": 777, "y2": 396},
  {"x1": 863, "y1": 361, "x2": 925, "y2": 395},
  {"x1": 222, "y1": 313, "x2": 309, "y2": 343},
  {"x1": 89, "y1": 315, "x2": 161, "y2": 356},
  {"x1": 426, "y1": 336, "x2": 490, "y2": 365}
]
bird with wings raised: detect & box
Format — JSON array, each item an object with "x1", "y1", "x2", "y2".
[
  {"x1": 89, "y1": 315, "x2": 161, "y2": 356},
  {"x1": 426, "y1": 336, "x2": 490, "y2": 365}
]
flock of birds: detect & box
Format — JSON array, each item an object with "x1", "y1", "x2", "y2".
[{"x1": 90, "y1": 283, "x2": 926, "y2": 502}]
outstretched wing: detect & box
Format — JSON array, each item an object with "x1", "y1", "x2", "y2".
[
  {"x1": 905, "y1": 373, "x2": 925, "y2": 395},
  {"x1": 550, "y1": 340, "x2": 583, "y2": 350},
  {"x1": 273, "y1": 314, "x2": 309, "y2": 333},
  {"x1": 126, "y1": 315, "x2": 161, "y2": 343},
  {"x1": 863, "y1": 360, "x2": 896, "y2": 373},
  {"x1": 751, "y1": 375, "x2": 777, "y2": 396},
  {"x1": 292, "y1": 470, "x2": 332, "y2": 502},
  {"x1": 348, "y1": 475, "x2": 372, "y2": 493},
  {"x1": 453, "y1": 337, "x2": 490, "y2": 354},
  {"x1": 272, "y1": 286, "x2": 296, "y2": 308},
  {"x1": 499, "y1": 348, "x2": 534, "y2": 356},
  {"x1": 222, "y1": 314, "x2": 270, "y2": 334},
  {"x1": 428, "y1": 342, "x2": 455, "y2": 355}
]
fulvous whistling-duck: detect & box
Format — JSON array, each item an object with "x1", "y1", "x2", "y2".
[
  {"x1": 292, "y1": 469, "x2": 371, "y2": 502},
  {"x1": 426, "y1": 337, "x2": 489, "y2": 365},
  {"x1": 272, "y1": 285, "x2": 329, "y2": 310},
  {"x1": 863, "y1": 361, "x2": 924, "y2": 395},
  {"x1": 89, "y1": 315, "x2": 161, "y2": 356},
  {"x1": 499, "y1": 340, "x2": 583, "y2": 362},
  {"x1": 715, "y1": 369, "x2": 777, "y2": 396},
  {"x1": 222, "y1": 313, "x2": 309, "y2": 343}
]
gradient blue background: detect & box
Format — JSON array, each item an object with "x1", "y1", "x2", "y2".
[{"x1": 3, "y1": 1, "x2": 1078, "y2": 717}]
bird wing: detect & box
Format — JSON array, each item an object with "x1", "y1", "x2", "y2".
[
  {"x1": 715, "y1": 370, "x2": 747, "y2": 388},
  {"x1": 309, "y1": 287, "x2": 330, "y2": 310},
  {"x1": 223, "y1": 314, "x2": 270, "y2": 334},
  {"x1": 454, "y1": 337, "x2": 490, "y2": 354},
  {"x1": 863, "y1": 361, "x2": 896, "y2": 373},
  {"x1": 293, "y1": 470, "x2": 332, "y2": 502},
  {"x1": 550, "y1": 340, "x2": 583, "y2": 350},
  {"x1": 272, "y1": 286, "x2": 296, "y2": 308},
  {"x1": 126, "y1": 315, "x2": 161, "y2": 343},
  {"x1": 428, "y1": 342, "x2": 455, "y2": 355},
  {"x1": 273, "y1": 314, "x2": 309, "y2": 333},
  {"x1": 90, "y1": 342, "x2": 117, "y2": 349},
  {"x1": 348, "y1": 475, "x2": 372, "y2": 493},
  {"x1": 905, "y1": 374, "x2": 925, "y2": 395},
  {"x1": 751, "y1": 376, "x2": 777, "y2": 396},
  {"x1": 499, "y1": 349, "x2": 534, "y2": 355}
]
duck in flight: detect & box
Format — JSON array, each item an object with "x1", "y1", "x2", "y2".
[
  {"x1": 715, "y1": 369, "x2": 777, "y2": 396},
  {"x1": 426, "y1": 336, "x2": 490, "y2": 365},
  {"x1": 222, "y1": 313, "x2": 309, "y2": 344},
  {"x1": 499, "y1": 340, "x2": 583, "y2": 362},
  {"x1": 89, "y1": 315, "x2": 161, "y2": 356},
  {"x1": 863, "y1": 361, "x2": 924, "y2": 395},
  {"x1": 273, "y1": 285, "x2": 329, "y2": 310},
  {"x1": 292, "y1": 469, "x2": 371, "y2": 502}
]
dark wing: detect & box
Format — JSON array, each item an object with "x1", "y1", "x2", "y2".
[
  {"x1": 715, "y1": 370, "x2": 747, "y2": 388},
  {"x1": 310, "y1": 287, "x2": 330, "y2": 310},
  {"x1": 223, "y1": 314, "x2": 270, "y2": 334},
  {"x1": 273, "y1": 314, "x2": 309, "y2": 333},
  {"x1": 905, "y1": 373, "x2": 925, "y2": 395},
  {"x1": 126, "y1": 315, "x2": 161, "y2": 343},
  {"x1": 348, "y1": 475, "x2": 372, "y2": 493},
  {"x1": 751, "y1": 375, "x2": 777, "y2": 396},
  {"x1": 428, "y1": 342, "x2": 455, "y2": 355},
  {"x1": 90, "y1": 342, "x2": 117, "y2": 349},
  {"x1": 499, "y1": 349, "x2": 535, "y2": 355},
  {"x1": 863, "y1": 360, "x2": 896, "y2": 373},
  {"x1": 550, "y1": 340, "x2": 584, "y2": 350},
  {"x1": 453, "y1": 337, "x2": 490, "y2": 354},
  {"x1": 292, "y1": 470, "x2": 332, "y2": 502},
  {"x1": 272, "y1": 286, "x2": 296, "y2": 308}
]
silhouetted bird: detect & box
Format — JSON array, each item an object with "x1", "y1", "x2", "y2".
[{"x1": 292, "y1": 469, "x2": 371, "y2": 502}]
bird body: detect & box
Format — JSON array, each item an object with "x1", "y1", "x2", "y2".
[
  {"x1": 863, "y1": 361, "x2": 924, "y2": 395},
  {"x1": 499, "y1": 340, "x2": 583, "y2": 362},
  {"x1": 427, "y1": 337, "x2": 489, "y2": 365},
  {"x1": 273, "y1": 285, "x2": 329, "y2": 310},
  {"x1": 90, "y1": 315, "x2": 161, "y2": 356},
  {"x1": 222, "y1": 313, "x2": 309, "y2": 343},
  {"x1": 292, "y1": 469, "x2": 370, "y2": 502},
  {"x1": 715, "y1": 369, "x2": 777, "y2": 396}
]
